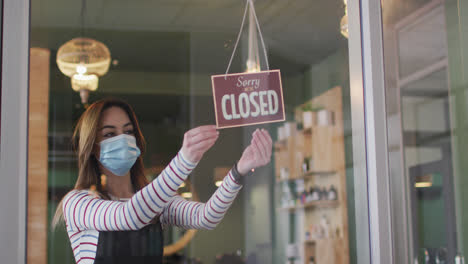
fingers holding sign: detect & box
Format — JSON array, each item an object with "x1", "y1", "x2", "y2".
[
  {"x1": 180, "y1": 125, "x2": 272, "y2": 174},
  {"x1": 253, "y1": 129, "x2": 272, "y2": 165},
  {"x1": 237, "y1": 129, "x2": 273, "y2": 175},
  {"x1": 181, "y1": 125, "x2": 219, "y2": 164}
]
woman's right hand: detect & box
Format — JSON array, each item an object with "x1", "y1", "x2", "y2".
[{"x1": 181, "y1": 125, "x2": 219, "y2": 164}]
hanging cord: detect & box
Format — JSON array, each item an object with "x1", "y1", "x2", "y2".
[
  {"x1": 224, "y1": 0, "x2": 270, "y2": 79},
  {"x1": 249, "y1": 0, "x2": 269, "y2": 73},
  {"x1": 224, "y1": 0, "x2": 249, "y2": 79},
  {"x1": 80, "y1": 0, "x2": 87, "y2": 39}
]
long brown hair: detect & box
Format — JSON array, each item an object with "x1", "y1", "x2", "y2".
[{"x1": 52, "y1": 98, "x2": 149, "y2": 228}]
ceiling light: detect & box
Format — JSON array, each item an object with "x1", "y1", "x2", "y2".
[
  {"x1": 214, "y1": 167, "x2": 231, "y2": 187},
  {"x1": 57, "y1": 38, "x2": 111, "y2": 105},
  {"x1": 415, "y1": 182, "x2": 432, "y2": 188},
  {"x1": 76, "y1": 65, "x2": 87, "y2": 75},
  {"x1": 341, "y1": 15, "x2": 349, "y2": 38},
  {"x1": 181, "y1": 192, "x2": 193, "y2": 199},
  {"x1": 415, "y1": 174, "x2": 433, "y2": 188},
  {"x1": 341, "y1": 0, "x2": 349, "y2": 38}
]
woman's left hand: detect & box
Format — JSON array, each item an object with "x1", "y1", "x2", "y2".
[
  {"x1": 181, "y1": 125, "x2": 219, "y2": 164},
  {"x1": 237, "y1": 129, "x2": 273, "y2": 176}
]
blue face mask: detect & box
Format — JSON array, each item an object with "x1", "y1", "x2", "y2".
[{"x1": 98, "y1": 134, "x2": 141, "y2": 176}]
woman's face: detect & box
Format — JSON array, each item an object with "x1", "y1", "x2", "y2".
[
  {"x1": 95, "y1": 106, "x2": 135, "y2": 148},
  {"x1": 94, "y1": 106, "x2": 134, "y2": 160},
  {"x1": 94, "y1": 106, "x2": 138, "y2": 177}
]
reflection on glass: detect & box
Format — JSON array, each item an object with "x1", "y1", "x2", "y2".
[
  {"x1": 29, "y1": 0, "x2": 360, "y2": 264},
  {"x1": 383, "y1": 0, "x2": 468, "y2": 263}
]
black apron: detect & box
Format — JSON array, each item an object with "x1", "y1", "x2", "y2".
[{"x1": 94, "y1": 222, "x2": 163, "y2": 264}]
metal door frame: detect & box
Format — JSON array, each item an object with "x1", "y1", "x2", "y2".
[
  {"x1": 0, "y1": 0, "x2": 397, "y2": 263},
  {"x1": 0, "y1": 0, "x2": 30, "y2": 263}
]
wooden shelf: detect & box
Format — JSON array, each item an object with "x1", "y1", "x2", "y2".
[
  {"x1": 301, "y1": 127, "x2": 313, "y2": 135},
  {"x1": 275, "y1": 87, "x2": 350, "y2": 264},
  {"x1": 278, "y1": 200, "x2": 339, "y2": 211},
  {"x1": 274, "y1": 140, "x2": 287, "y2": 150},
  {"x1": 300, "y1": 126, "x2": 335, "y2": 136},
  {"x1": 276, "y1": 171, "x2": 336, "y2": 183}
]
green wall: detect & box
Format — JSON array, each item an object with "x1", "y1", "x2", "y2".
[
  {"x1": 265, "y1": 44, "x2": 358, "y2": 264},
  {"x1": 416, "y1": 174, "x2": 446, "y2": 249},
  {"x1": 445, "y1": 0, "x2": 468, "y2": 256}
]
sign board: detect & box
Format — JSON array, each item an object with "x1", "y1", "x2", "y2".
[{"x1": 211, "y1": 70, "x2": 285, "y2": 129}]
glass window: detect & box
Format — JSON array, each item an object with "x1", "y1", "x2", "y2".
[
  {"x1": 382, "y1": 0, "x2": 468, "y2": 262},
  {"x1": 27, "y1": 1, "x2": 368, "y2": 264}
]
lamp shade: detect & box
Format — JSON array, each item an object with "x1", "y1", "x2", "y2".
[
  {"x1": 57, "y1": 38, "x2": 111, "y2": 77},
  {"x1": 56, "y1": 38, "x2": 111, "y2": 104},
  {"x1": 340, "y1": 0, "x2": 349, "y2": 39},
  {"x1": 340, "y1": 15, "x2": 349, "y2": 38}
]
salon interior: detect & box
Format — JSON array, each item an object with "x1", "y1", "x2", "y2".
[{"x1": 22, "y1": 0, "x2": 468, "y2": 263}]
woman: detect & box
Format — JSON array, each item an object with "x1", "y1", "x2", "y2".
[{"x1": 53, "y1": 98, "x2": 272, "y2": 264}]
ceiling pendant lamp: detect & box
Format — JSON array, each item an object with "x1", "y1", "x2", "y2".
[
  {"x1": 341, "y1": 0, "x2": 349, "y2": 38},
  {"x1": 56, "y1": 38, "x2": 111, "y2": 104},
  {"x1": 56, "y1": 0, "x2": 111, "y2": 105}
]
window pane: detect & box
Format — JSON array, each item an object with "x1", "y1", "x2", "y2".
[
  {"x1": 382, "y1": 0, "x2": 468, "y2": 262},
  {"x1": 28, "y1": 1, "x2": 367, "y2": 264}
]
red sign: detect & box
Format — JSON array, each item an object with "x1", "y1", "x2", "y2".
[{"x1": 211, "y1": 70, "x2": 285, "y2": 129}]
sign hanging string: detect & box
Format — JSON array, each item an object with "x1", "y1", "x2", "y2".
[{"x1": 225, "y1": 0, "x2": 270, "y2": 79}]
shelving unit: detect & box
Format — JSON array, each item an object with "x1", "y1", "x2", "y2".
[
  {"x1": 275, "y1": 87, "x2": 349, "y2": 264},
  {"x1": 277, "y1": 200, "x2": 339, "y2": 211},
  {"x1": 277, "y1": 170, "x2": 337, "y2": 183}
]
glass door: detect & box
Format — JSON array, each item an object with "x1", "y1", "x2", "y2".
[
  {"x1": 382, "y1": 0, "x2": 468, "y2": 262},
  {"x1": 25, "y1": 1, "x2": 373, "y2": 264},
  {"x1": 0, "y1": 0, "x2": 379, "y2": 263}
]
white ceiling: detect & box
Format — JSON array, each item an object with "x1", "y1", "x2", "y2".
[
  {"x1": 31, "y1": 0, "x2": 347, "y2": 69},
  {"x1": 398, "y1": 5, "x2": 447, "y2": 79}
]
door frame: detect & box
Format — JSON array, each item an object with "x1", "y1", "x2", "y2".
[
  {"x1": 0, "y1": 0, "x2": 397, "y2": 263},
  {"x1": 0, "y1": 0, "x2": 30, "y2": 263},
  {"x1": 350, "y1": 0, "x2": 394, "y2": 262}
]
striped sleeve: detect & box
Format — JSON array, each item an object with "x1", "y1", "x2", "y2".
[
  {"x1": 63, "y1": 151, "x2": 197, "y2": 232},
  {"x1": 160, "y1": 169, "x2": 242, "y2": 230}
]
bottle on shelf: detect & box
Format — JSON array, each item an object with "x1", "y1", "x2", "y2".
[
  {"x1": 295, "y1": 179, "x2": 305, "y2": 198},
  {"x1": 310, "y1": 187, "x2": 320, "y2": 201},
  {"x1": 308, "y1": 158, "x2": 314, "y2": 172},
  {"x1": 320, "y1": 215, "x2": 330, "y2": 238},
  {"x1": 306, "y1": 187, "x2": 313, "y2": 203},
  {"x1": 277, "y1": 126, "x2": 286, "y2": 141},
  {"x1": 302, "y1": 110, "x2": 315, "y2": 129},
  {"x1": 302, "y1": 157, "x2": 311, "y2": 173},
  {"x1": 310, "y1": 223, "x2": 324, "y2": 240},
  {"x1": 280, "y1": 167, "x2": 289, "y2": 180},
  {"x1": 328, "y1": 185, "x2": 338, "y2": 200},
  {"x1": 284, "y1": 122, "x2": 297, "y2": 138},
  {"x1": 309, "y1": 256, "x2": 315, "y2": 264},
  {"x1": 317, "y1": 109, "x2": 334, "y2": 126},
  {"x1": 301, "y1": 190, "x2": 307, "y2": 204},
  {"x1": 281, "y1": 183, "x2": 292, "y2": 207},
  {"x1": 286, "y1": 244, "x2": 298, "y2": 264},
  {"x1": 319, "y1": 187, "x2": 327, "y2": 200}
]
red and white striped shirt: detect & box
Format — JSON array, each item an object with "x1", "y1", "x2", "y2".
[{"x1": 63, "y1": 151, "x2": 242, "y2": 264}]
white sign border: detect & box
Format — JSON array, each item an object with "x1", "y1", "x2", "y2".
[{"x1": 211, "y1": 69, "x2": 286, "y2": 129}]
